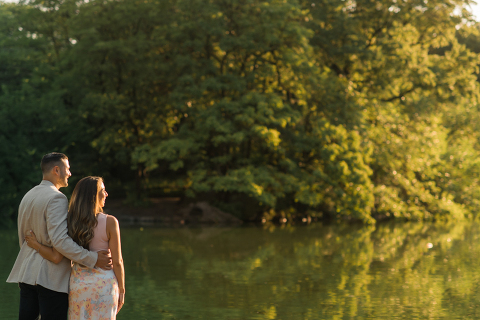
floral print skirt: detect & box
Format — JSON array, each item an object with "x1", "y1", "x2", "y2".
[{"x1": 68, "y1": 263, "x2": 119, "y2": 320}]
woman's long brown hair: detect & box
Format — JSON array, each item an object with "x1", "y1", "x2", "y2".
[{"x1": 67, "y1": 176, "x2": 103, "y2": 249}]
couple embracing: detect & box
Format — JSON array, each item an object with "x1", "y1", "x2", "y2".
[{"x1": 7, "y1": 152, "x2": 125, "y2": 319}]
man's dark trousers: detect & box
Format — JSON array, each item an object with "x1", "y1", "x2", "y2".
[{"x1": 18, "y1": 282, "x2": 68, "y2": 320}]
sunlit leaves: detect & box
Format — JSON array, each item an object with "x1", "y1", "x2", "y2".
[{"x1": 1, "y1": 0, "x2": 480, "y2": 223}]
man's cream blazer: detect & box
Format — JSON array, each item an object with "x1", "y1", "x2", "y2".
[{"x1": 6, "y1": 180, "x2": 97, "y2": 293}]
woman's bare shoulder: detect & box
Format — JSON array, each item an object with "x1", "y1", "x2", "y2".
[{"x1": 105, "y1": 214, "x2": 120, "y2": 231}]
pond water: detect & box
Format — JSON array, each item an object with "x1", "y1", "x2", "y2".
[{"x1": 1, "y1": 221, "x2": 480, "y2": 319}]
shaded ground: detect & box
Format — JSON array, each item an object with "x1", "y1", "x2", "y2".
[{"x1": 104, "y1": 198, "x2": 242, "y2": 226}]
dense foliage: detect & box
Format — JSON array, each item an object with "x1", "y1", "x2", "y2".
[{"x1": 1, "y1": 0, "x2": 480, "y2": 225}]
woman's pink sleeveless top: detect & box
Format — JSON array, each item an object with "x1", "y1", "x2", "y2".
[{"x1": 89, "y1": 213, "x2": 109, "y2": 252}]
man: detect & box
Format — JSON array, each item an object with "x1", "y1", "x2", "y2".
[{"x1": 7, "y1": 152, "x2": 112, "y2": 320}]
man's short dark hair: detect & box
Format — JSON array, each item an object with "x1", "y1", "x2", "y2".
[{"x1": 40, "y1": 152, "x2": 68, "y2": 174}]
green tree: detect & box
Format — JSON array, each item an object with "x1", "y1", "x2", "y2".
[
  {"x1": 304, "y1": 0, "x2": 480, "y2": 220},
  {"x1": 1, "y1": 0, "x2": 480, "y2": 224},
  {"x1": 132, "y1": 0, "x2": 374, "y2": 222}
]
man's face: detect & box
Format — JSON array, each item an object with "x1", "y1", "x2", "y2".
[{"x1": 57, "y1": 159, "x2": 71, "y2": 188}]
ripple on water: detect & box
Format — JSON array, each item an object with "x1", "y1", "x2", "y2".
[{"x1": 3, "y1": 222, "x2": 480, "y2": 319}]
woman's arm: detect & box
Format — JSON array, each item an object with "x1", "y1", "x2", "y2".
[
  {"x1": 106, "y1": 215, "x2": 125, "y2": 313},
  {"x1": 25, "y1": 230, "x2": 64, "y2": 264}
]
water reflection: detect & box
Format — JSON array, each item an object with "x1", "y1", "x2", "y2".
[{"x1": 1, "y1": 222, "x2": 480, "y2": 319}]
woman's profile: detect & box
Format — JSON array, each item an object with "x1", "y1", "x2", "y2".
[{"x1": 25, "y1": 176, "x2": 125, "y2": 319}]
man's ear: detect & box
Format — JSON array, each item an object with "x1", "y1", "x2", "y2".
[{"x1": 53, "y1": 166, "x2": 60, "y2": 176}]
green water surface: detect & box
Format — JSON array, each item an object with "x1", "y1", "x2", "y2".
[{"x1": 2, "y1": 221, "x2": 480, "y2": 319}]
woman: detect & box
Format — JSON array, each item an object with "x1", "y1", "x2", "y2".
[{"x1": 25, "y1": 176, "x2": 125, "y2": 319}]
